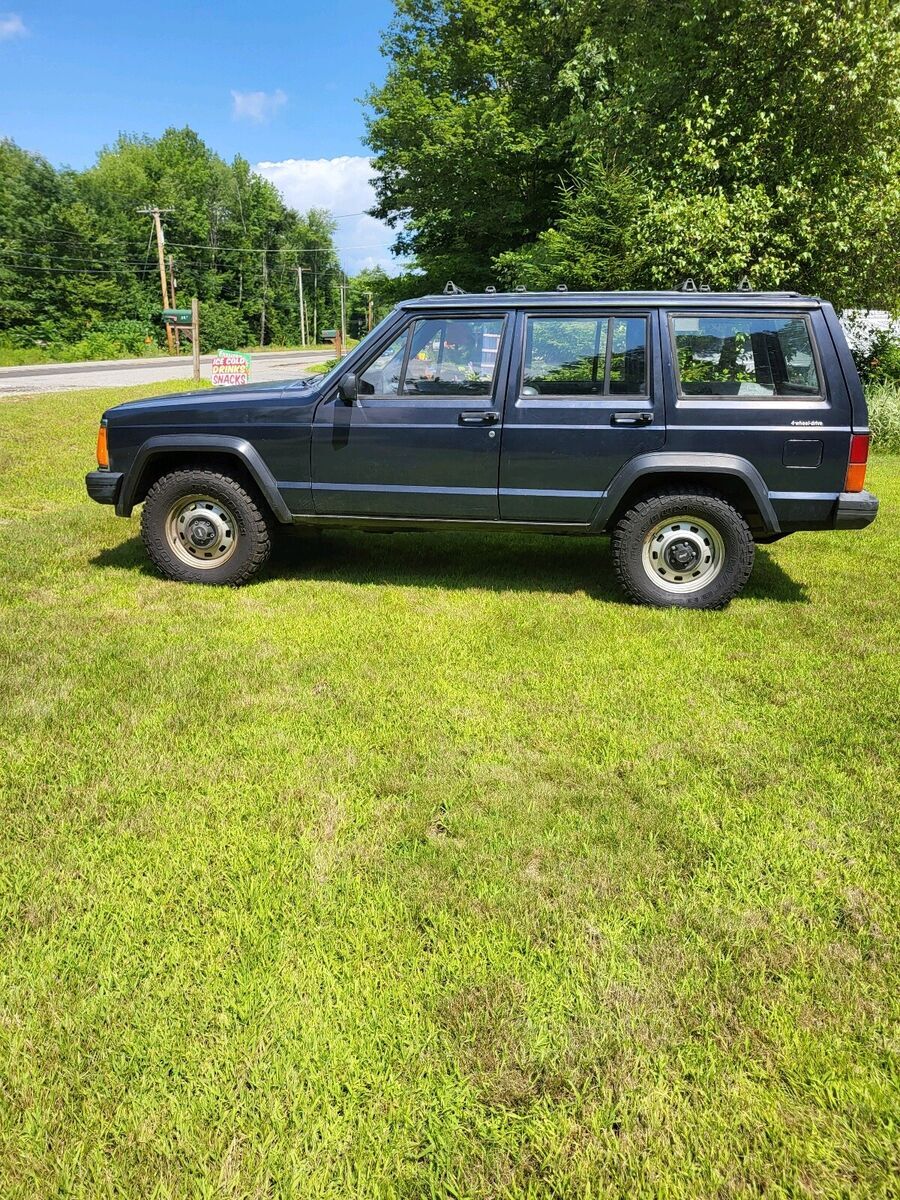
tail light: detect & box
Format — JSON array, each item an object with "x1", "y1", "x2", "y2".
[
  {"x1": 96, "y1": 424, "x2": 109, "y2": 469},
  {"x1": 844, "y1": 433, "x2": 869, "y2": 493}
]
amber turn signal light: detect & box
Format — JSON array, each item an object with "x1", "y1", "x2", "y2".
[
  {"x1": 96, "y1": 424, "x2": 109, "y2": 469},
  {"x1": 844, "y1": 433, "x2": 869, "y2": 493}
]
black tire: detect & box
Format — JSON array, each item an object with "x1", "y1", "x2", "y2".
[
  {"x1": 611, "y1": 489, "x2": 755, "y2": 609},
  {"x1": 140, "y1": 468, "x2": 273, "y2": 586}
]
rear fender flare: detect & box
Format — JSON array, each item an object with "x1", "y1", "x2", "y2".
[{"x1": 592, "y1": 452, "x2": 780, "y2": 534}]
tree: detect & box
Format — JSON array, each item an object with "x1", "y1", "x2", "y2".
[
  {"x1": 0, "y1": 129, "x2": 344, "y2": 349},
  {"x1": 366, "y1": 0, "x2": 587, "y2": 290},
  {"x1": 368, "y1": 0, "x2": 900, "y2": 310}
]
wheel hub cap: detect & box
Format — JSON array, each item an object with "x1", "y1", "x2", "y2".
[
  {"x1": 165, "y1": 495, "x2": 239, "y2": 569},
  {"x1": 640, "y1": 516, "x2": 725, "y2": 593},
  {"x1": 186, "y1": 516, "x2": 217, "y2": 549}
]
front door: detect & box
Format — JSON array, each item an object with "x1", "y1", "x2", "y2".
[
  {"x1": 311, "y1": 312, "x2": 508, "y2": 519},
  {"x1": 498, "y1": 309, "x2": 665, "y2": 522}
]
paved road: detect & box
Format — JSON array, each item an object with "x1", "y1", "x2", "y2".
[{"x1": 0, "y1": 349, "x2": 334, "y2": 396}]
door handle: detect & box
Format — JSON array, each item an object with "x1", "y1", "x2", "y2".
[
  {"x1": 611, "y1": 411, "x2": 653, "y2": 426},
  {"x1": 459, "y1": 410, "x2": 499, "y2": 426}
]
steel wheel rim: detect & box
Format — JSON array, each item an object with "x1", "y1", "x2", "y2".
[
  {"x1": 641, "y1": 514, "x2": 725, "y2": 593},
  {"x1": 165, "y1": 494, "x2": 239, "y2": 568}
]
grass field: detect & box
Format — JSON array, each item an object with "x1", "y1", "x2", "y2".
[{"x1": 1, "y1": 383, "x2": 898, "y2": 1198}]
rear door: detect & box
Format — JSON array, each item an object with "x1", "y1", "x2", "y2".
[
  {"x1": 311, "y1": 310, "x2": 509, "y2": 519},
  {"x1": 498, "y1": 307, "x2": 665, "y2": 522}
]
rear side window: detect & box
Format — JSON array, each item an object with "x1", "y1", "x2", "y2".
[
  {"x1": 672, "y1": 314, "x2": 820, "y2": 397},
  {"x1": 523, "y1": 315, "x2": 647, "y2": 397}
]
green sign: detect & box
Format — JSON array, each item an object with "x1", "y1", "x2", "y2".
[
  {"x1": 162, "y1": 308, "x2": 192, "y2": 324},
  {"x1": 321, "y1": 328, "x2": 338, "y2": 340}
]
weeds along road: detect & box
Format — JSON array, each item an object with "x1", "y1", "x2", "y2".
[{"x1": 0, "y1": 349, "x2": 334, "y2": 396}]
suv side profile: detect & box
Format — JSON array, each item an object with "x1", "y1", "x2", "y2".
[{"x1": 86, "y1": 288, "x2": 878, "y2": 609}]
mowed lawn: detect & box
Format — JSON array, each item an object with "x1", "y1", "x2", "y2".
[{"x1": 0, "y1": 383, "x2": 898, "y2": 1199}]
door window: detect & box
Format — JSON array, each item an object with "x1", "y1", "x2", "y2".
[
  {"x1": 402, "y1": 317, "x2": 504, "y2": 396},
  {"x1": 671, "y1": 314, "x2": 821, "y2": 397},
  {"x1": 356, "y1": 318, "x2": 504, "y2": 398},
  {"x1": 522, "y1": 316, "x2": 647, "y2": 396}
]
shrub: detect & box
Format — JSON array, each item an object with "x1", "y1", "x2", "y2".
[
  {"x1": 199, "y1": 300, "x2": 249, "y2": 355},
  {"x1": 867, "y1": 383, "x2": 900, "y2": 454},
  {"x1": 92, "y1": 319, "x2": 155, "y2": 356},
  {"x1": 852, "y1": 328, "x2": 900, "y2": 385},
  {"x1": 68, "y1": 332, "x2": 128, "y2": 361}
]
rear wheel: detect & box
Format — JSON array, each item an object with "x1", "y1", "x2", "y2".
[
  {"x1": 141, "y1": 468, "x2": 272, "y2": 586},
  {"x1": 611, "y1": 490, "x2": 754, "y2": 609}
]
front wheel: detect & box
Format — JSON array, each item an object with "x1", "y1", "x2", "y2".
[
  {"x1": 140, "y1": 468, "x2": 273, "y2": 586},
  {"x1": 611, "y1": 490, "x2": 755, "y2": 609}
]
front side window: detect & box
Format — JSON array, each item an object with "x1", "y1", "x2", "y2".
[
  {"x1": 672, "y1": 314, "x2": 820, "y2": 397},
  {"x1": 522, "y1": 316, "x2": 647, "y2": 396},
  {"x1": 402, "y1": 317, "x2": 504, "y2": 396},
  {"x1": 356, "y1": 317, "x2": 504, "y2": 399}
]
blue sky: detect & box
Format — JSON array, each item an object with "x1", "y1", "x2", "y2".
[{"x1": 0, "y1": 1, "x2": 403, "y2": 271}]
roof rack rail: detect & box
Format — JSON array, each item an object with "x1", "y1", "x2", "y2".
[
  {"x1": 484, "y1": 285, "x2": 496, "y2": 294},
  {"x1": 442, "y1": 280, "x2": 466, "y2": 295},
  {"x1": 556, "y1": 284, "x2": 568, "y2": 292},
  {"x1": 679, "y1": 278, "x2": 698, "y2": 293},
  {"x1": 514, "y1": 285, "x2": 527, "y2": 293},
  {"x1": 737, "y1": 276, "x2": 752, "y2": 292}
]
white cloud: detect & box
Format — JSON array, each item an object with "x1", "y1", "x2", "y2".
[
  {"x1": 231, "y1": 88, "x2": 287, "y2": 123},
  {"x1": 254, "y1": 155, "x2": 405, "y2": 275},
  {"x1": 0, "y1": 13, "x2": 26, "y2": 40}
]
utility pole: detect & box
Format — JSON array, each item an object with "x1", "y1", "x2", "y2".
[
  {"x1": 137, "y1": 206, "x2": 176, "y2": 355},
  {"x1": 191, "y1": 297, "x2": 200, "y2": 383},
  {"x1": 313, "y1": 270, "x2": 318, "y2": 345},
  {"x1": 364, "y1": 290, "x2": 374, "y2": 333},
  {"x1": 167, "y1": 254, "x2": 179, "y2": 353},
  {"x1": 339, "y1": 274, "x2": 347, "y2": 358},
  {"x1": 296, "y1": 266, "x2": 307, "y2": 346},
  {"x1": 260, "y1": 255, "x2": 268, "y2": 347}
]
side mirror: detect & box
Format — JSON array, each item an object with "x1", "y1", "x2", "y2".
[{"x1": 338, "y1": 372, "x2": 358, "y2": 404}]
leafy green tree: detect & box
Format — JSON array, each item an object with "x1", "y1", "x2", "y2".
[
  {"x1": 369, "y1": 0, "x2": 900, "y2": 310},
  {"x1": 0, "y1": 129, "x2": 344, "y2": 350},
  {"x1": 366, "y1": 0, "x2": 587, "y2": 290}
]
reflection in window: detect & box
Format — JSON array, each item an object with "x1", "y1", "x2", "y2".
[
  {"x1": 672, "y1": 315, "x2": 820, "y2": 397},
  {"x1": 523, "y1": 316, "x2": 647, "y2": 396},
  {"x1": 609, "y1": 318, "x2": 648, "y2": 395},
  {"x1": 357, "y1": 331, "x2": 408, "y2": 396},
  {"x1": 524, "y1": 319, "x2": 607, "y2": 395}
]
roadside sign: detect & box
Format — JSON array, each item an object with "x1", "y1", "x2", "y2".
[{"x1": 212, "y1": 350, "x2": 251, "y2": 387}]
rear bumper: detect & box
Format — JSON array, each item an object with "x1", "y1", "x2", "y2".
[
  {"x1": 832, "y1": 490, "x2": 879, "y2": 529},
  {"x1": 85, "y1": 470, "x2": 123, "y2": 506}
]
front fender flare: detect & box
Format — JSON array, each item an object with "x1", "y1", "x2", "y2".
[
  {"x1": 115, "y1": 434, "x2": 292, "y2": 523},
  {"x1": 591, "y1": 452, "x2": 780, "y2": 534}
]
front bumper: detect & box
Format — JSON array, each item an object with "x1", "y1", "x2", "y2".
[
  {"x1": 85, "y1": 470, "x2": 123, "y2": 506},
  {"x1": 833, "y1": 490, "x2": 879, "y2": 530}
]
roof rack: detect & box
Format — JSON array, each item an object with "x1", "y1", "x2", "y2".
[{"x1": 442, "y1": 280, "x2": 466, "y2": 295}]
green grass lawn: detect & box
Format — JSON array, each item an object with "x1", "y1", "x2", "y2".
[{"x1": 1, "y1": 383, "x2": 898, "y2": 1198}]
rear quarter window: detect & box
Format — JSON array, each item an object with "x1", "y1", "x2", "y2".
[{"x1": 671, "y1": 313, "x2": 821, "y2": 398}]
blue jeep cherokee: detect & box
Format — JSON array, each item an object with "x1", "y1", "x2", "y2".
[{"x1": 86, "y1": 287, "x2": 878, "y2": 609}]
